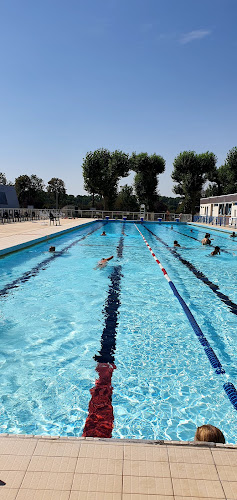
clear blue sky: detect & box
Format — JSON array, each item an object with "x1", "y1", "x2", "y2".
[{"x1": 0, "y1": 0, "x2": 236, "y2": 196}]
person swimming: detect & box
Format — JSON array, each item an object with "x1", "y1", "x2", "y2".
[
  {"x1": 95, "y1": 256, "x2": 114, "y2": 269},
  {"x1": 202, "y1": 236, "x2": 211, "y2": 245},
  {"x1": 230, "y1": 231, "x2": 236, "y2": 238},
  {"x1": 49, "y1": 246, "x2": 55, "y2": 252},
  {"x1": 174, "y1": 240, "x2": 180, "y2": 247},
  {"x1": 101, "y1": 231, "x2": 106, "y2": 236},
  {"x1": 211, "y1": 246, "x2": 220, "y2": 256}
]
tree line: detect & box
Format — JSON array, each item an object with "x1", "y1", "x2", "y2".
[{"x1": 1, "y1": 146, "x2": 237, "y2": 214}]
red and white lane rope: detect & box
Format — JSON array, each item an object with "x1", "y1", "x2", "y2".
[{"x1": 135, "y1": 224, "x2": 171, "y2": 283}]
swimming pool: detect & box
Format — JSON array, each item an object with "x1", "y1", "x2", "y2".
[{"x1": 1, "y1": 221, "x2": 237, "y2": 442}]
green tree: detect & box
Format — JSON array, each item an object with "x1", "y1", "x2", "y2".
[
  {"x1": 47, "y1": 178, "x2": 66, "y2": 208},
  {"x1": 82, "y1": 149, "x2": 130, "y2": 209},
  {"x1": 130, "y1": 152, "x2": 165, "y2": 211},
  {"x1": 114, "y1": 185, "x2": 139, "y2": 211},
  {"x1": 219, "y1": 147, "x2": 237, "y2": 194},
  {"x1": 172, "y1": 151, "x2": 217, "y2": 215},
  {"x1": 0, "y1": 172, "x2": 7, "y2": 185},
  {"x1": 15, "y1": 174, "x2": 45, "y2": 207}
]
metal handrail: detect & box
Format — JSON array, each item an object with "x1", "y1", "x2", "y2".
[{"x1": 0, "y1": 208, "x2": 192, "y2": 224}]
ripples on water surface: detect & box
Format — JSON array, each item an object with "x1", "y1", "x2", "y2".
[{"x1": 0, "y1": 221, "x2": 237, "y2": 442}]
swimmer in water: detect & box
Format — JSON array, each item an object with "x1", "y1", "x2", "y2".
[
  {"x1": 49, "y1": 246, "x2": 55, "y2": 252},
  {"x1": 202, "y1": 236, "x2": 211, "y2": 245},
  {"x1": 211, "y1": 246, "x2": 220, "y2": 256},
  {"x1": 95, "y1": 256, "x2": 114, "y2": 269},
  {"x1": 230, "y1": 231, "x2": 236, "y2": 238},
  {"x1": 174, "y1": 240, "x2": 180, "y2": 247},
  {"x1": 101, "y1": 231, "x2": 106, "y2": 236}
]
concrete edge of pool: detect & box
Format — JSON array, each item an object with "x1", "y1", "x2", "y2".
[{"x1": 0, "y1": 433, "x2": 236, "y2": 448}]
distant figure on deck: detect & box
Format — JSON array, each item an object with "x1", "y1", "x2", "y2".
[
  {"x1": 101, "y1": 231, "x2": 106, "y2": 236},
  {"x1": 174, "y1": 240, "x2": 180, "y2": 247},
  {"x1": 194, "y1": 425, "x2": 225, "y2": 444},
  {"x1": 230, "y1": 231, "x2": 236, "y2": 238},
  {"x1": 211, "y1": 246, "x2": 220, "y2": 256},
  {"x1": 49, "y1": 246, "x2": 55, "y2": 252},
  {"x1": 95, "y1": 256, "x2": 114, "y2": 269}
]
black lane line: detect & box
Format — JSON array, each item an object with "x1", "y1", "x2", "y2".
[
  {"x1": 144, "y1": 225, "x2": 237, "y2": 316},
  {"x1": 0, "y1": 222, "x2": 105, "y2": 298},
  {"x1": 171, "y1": 227, "x2": 230, "y2": 254},
  {"x1": 94, "y1": 224, "x2": 124, "y2": 364}
]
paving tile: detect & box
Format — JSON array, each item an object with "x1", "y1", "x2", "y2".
[
  {"x1": 123, "y1": 496, "x2": 174, "y2": 500},
  {"x1": 212, "y1": 449, "x2": 237, "y2": 466},
  {"x1": 75, "y1": 457, "x2": 123, "y2": 475},
  {"x1": 123, "y1": 476, "x2": 173, "y2": 495},
  {"x1": 0, "y1": 490, "x2": 19, "y2": 500},
  {"x1": 34, "y1": 440, "x2": 80, "y2": 458},
  {"x1": 124, "y1": 445, "x2": 168, "y2": 462},
  {"x1": 170, "y1": 462, "x2": 218, "y2": 480},
  {"x1": 0, "y1": 455, "x2": 30, "y2": 471},
  {"x1": 78, "y1": 442, "x2": 123, "y2": 460},
  {"x1": 0, "y1": 471, "x2": 25, "y2": 489},
  {"x1": 70, "y1": 493, "x2": 121, "y2": 500},
  {"x1": 174, "y1": 497, "x2": 224, "y2": 500},
  {"x1": 0, "y1": 438, "x2": 37, "y2": 456},
  {"x1": 172, "y1": 478, "x2": 225, "y2": 498},
  {"x1": 221, "y1": 481, "x2": 237, "y2": 499},
  {"x1": 216, "y1": 464, "x2": 237, "y2": 481},
  {"x1": 21, "y1": 471, "x2": 74, "y2": 490},
  {"x1": 168, "y1": 447, "x2": 214, "y2": 464},
  {"x1": 16, "y1": 490, "x2": 70, "y2": 500},
  {"x1": 28, "y1": 456, "x2": 77, "y2": 473},
  {"x1": 72, "y1": 473, "x2": 122, "y2": 493},
  {"x1": 123, "y1": 460, "x2": 170, "y2": 477}
]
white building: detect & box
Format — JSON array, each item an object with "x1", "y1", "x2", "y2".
[{"x1": 200, "y1": 193, "x2": 237, "y2": 218}]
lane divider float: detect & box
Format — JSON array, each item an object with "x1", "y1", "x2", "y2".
[
  {"x1": 83, "y1": 223, "x2": 125, "y2": 437},
  {"x1": 134, "y1": 223, "x2": 237, "y2": 412},
  {"x1": 144, "y1": 224, "x2": 237, "y2": 316}
]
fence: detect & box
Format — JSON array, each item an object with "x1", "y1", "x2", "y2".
[
  {"x1": 0, "y1": 208, "x2": 192, "y2": 224},
  {"x1": 193, "y1": 215, "x2": 237, "y2": 227}
]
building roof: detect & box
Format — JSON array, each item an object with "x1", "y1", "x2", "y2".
[{"x1": 200, "y1": 193, "x2": 237, "y2": 204}]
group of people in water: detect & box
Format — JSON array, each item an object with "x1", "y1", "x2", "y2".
[
  {"x1": 173, "y1": 229, "x2": 236, "y2": 256},
  {"x1": 49, "y1": 226, "x2": 236, "y2": 262}
]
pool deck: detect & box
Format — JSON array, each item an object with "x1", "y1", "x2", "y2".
[
  {"x1": 190, "y1": 222, "x2": 233, "y2": 233},
  {"x1": 1, "y1": 219, "x2": 236, "y2": 499},
  {"x1": 0, "y1": 434, "x2": 236, "y2": 499},
  {"x1": 0, "y1": 218, "x2": 93, "y2": 255}
]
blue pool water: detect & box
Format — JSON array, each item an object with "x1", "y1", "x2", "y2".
[{"x1": 1, "y1": 221, "x2": 237, "y2": 442}]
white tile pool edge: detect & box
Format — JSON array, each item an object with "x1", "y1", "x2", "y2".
[
  {"x1": 0, "y1": 220, "x2": 99, "y2": 257},
  {"x1": 0, "y1": 433, "x2": 235, "y2": 449}
]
